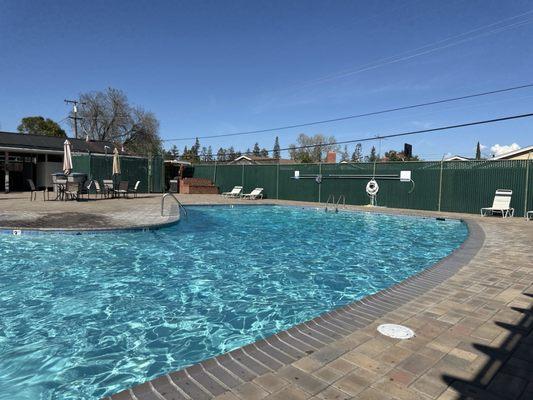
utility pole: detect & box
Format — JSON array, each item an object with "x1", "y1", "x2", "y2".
[{"x1": 64, "y1": 99, "x2": 85, "y2": 139}]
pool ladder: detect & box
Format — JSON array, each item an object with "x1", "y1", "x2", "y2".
[
  {"x1": 161, "y1": 192, "x2": 188, "y2": 218},
  {"x1": 325, "y1": 194, "x2": 346, "y2": 213}
]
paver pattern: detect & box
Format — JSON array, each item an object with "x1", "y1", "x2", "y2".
[{"x1": 1, "y1": 193, "x2": 531, "y2": 399}]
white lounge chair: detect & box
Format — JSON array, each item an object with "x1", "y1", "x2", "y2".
[
  {"x1": 242, "y1": 188, "x2": 264, "y2": 200},
  {"x1": 527, "y1": 210, "x2": 533, "y2": 220},
  {"x1": 481, "y1": 189, "x2": 514, "y2": 217},
  {"x1": 221, "y1": 186, "x2": 243, "y2": 198}
]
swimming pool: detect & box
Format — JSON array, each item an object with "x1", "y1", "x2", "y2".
[{"x1": 0, "y1": 206, "x2": 468, "y2": 399}]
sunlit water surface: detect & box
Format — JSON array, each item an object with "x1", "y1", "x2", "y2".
[{"x1": 0, "y1": 206, "x2": 467, "y2": 399}]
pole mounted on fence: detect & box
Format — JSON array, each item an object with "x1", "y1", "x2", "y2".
[
  {"x1": 524, "y1": 151, "x2": 531, "y2": 219},
  {"x1": 438, "y1": 155, "x2": 445, "y2": 212}
]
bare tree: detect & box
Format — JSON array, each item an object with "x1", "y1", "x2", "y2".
[
  {"x1": 289, "y1": 133, "x2": 339, "y2": 163},
  {"x1": 74, "y1": 88, "x2": 162, "y2": 156}
]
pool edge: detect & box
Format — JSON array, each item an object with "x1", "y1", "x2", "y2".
[{"x1": 105, "y1": 217, "x2": 484, "y2": 400}]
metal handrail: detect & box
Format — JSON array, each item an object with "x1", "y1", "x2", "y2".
[
  {"x1": 335, "y1": 195, "x2": 346, "y2": 212},
  {"x1": 161, "y1": 192, "x2": 187, "y2": 218},
  {"x1": 325, "y1": 194, "x2": 335, "y2": 212}
]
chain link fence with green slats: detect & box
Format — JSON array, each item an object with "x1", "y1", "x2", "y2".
[
  {"x1": 192, "y1": 160, "x2": 533, "y2": 217},
  {"x1": 72, "y1": 154, "x2": 164, "y2": 193}
]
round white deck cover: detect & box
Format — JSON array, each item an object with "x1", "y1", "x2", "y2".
[{"x1": 377, "y1": 324, "x2": 415, "y2": 339}]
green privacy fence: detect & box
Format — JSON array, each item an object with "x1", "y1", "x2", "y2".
[
  {"x1": 193, "y1": 160, "x2": 533, "y2": 217},
  {"x1": 72, "y1": 154, "x2": 164, "y2": 193}
]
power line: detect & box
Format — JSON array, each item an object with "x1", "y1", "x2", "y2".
[
  {"x1": 245, "y1": 112, "x2": 533, "y2": 155},
  {"x1": 163, "y1": 83, "x2": 533, "y2": 142},
  {"x1": 302, "y1": 11, "x2": 533, "y2": 87}
]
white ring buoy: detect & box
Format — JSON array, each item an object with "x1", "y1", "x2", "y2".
[{"x1": 366, "y1": 179, "x2": 379, "y2": 196}]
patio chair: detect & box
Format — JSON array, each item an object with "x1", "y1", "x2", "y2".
[
  {"x1": 114, "y1": 181, "x2": 129, "y2": 198},
  {"x1": 102, "y1": 180, "x2": 114, "y2": 198},
  {"x1": 129, "y1": 180, "x2": 141, "y2": 198},
  {"x1": 221, "y1": 186, "x2": 243, "y2": 198},
  {"x1": 64, "y1": 181, "x2": 80, "y2": 201},
  {"x1": 527, "y1": 210, "x2": 533, "y2": 220},
  {"x1": 79, "y1": 180, "x2": 93, "y2": 200},
  {"x1": 93, "y1": 180, "x2": 105, "y2": 199},
  {"x1": 242, "y1": 187, "x2": 264, "y2": 200},
  {"x1": 27, "y1": 179, "x2": 46, "y2": 201},
  {"x1": 481, "y1": 189, "x2": 514, "y2": 217}
]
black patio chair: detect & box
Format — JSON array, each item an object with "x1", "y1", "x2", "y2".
[{"x1": 27, "y1": 179, "x2": 46, "y2": 201}]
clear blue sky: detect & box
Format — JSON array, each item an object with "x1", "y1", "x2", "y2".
[{"x1": 1, "y1": 0, "x2": 533, "y2": 159}]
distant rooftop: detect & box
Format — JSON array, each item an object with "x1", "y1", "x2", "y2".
[
  {"x1": 492, "y1": 145, "x2": 533, "y2": 160},
  {"x1": 228, "y1": 155, "x2": 294, "y2": 165},
  {"x1": 0, "y1": 131, "x2": 118, "y2": 154}
]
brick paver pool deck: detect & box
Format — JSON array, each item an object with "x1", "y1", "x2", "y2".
[{"x1": 1, "y1": 193, "x2": 531, "y2": 399}]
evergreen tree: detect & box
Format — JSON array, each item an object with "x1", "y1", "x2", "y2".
[
  {"x1": 206, "y1": 146, "x2": 213, "y2": 162},
  {"x1": 260, "y1": 148, "x2": 269, "y2": 158},
  {"x1": 475, "y1": 141, "x2": 481, "y2": 160},
  {"x1": 200, "y1": 146, "x2": 207, "y2": 162},
  {"x1": 170, "y1": 145, "x2": 180, "y2": 159},
  {"x1": 227, "y1": 146, "x2": 236, "y2": 161},
  {"x1": 216, "y1": 147, "x2": 226, "y2": 162},
  {"x1": 190, "y1": 138, "x2": 200, "y2": 162},
  {"x1": 366, "y1": 146, "x2": 378, "y2": 162},
  {"x1": 252, "y1": 142, "x2": 261, "y2": 157},
  {"x1": 351, "y1": 143, "x2": 362, "y2": 162},
  {"x1": 273, "y1": 136, "x2": 281, "y2": 159},
  {"x1": 340, "y1": 145, "x2": 350, "y2": 162},
  {"x1": 182, "y1": 145, "x2": 189, "y2": 161}
]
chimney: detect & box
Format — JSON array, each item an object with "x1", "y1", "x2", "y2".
[{"x1": 326, "y1": 151, "x2": 336, "y2": 163}]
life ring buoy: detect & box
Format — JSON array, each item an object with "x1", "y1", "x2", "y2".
[{"x1": 366, "y1": 179, "x2": 379, "y2": 196}]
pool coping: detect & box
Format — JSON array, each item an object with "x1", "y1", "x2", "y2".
[
  {"x1": 105, "y1": 213, "x2": 485, "y2": 400},
  {"x1": 0, "y1": 215, "x2": 180, "y2": 235}
]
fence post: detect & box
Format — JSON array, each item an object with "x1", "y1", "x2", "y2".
[
  {"x1": 524, "y1": 153, "x2": 531, "y2": 218},
  {"x1": 318, "y1": 163, "x2": 322, "y2": 203},
  {"x1": 437, "y1": 157, "x2": 444, "y2": 212},
  {"x1": 242, "y1": 164, "x2": 245, "y2": 187},
  {"x1": 88, "y1": 154, "x2": 92, "y2": 181},
  {"x1": 276, "y1": 162, "x2": 279, "y2": 200},
  {"x1": 213, "y1": 161, "x2": 217, "y2": 185}
]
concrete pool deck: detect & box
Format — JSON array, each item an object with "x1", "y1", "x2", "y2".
[
  {"x1": 0, "y1": 192, "x2": 180, "y2": 231},
  {"x1": 0, "y1": 193, "x2": 531, "y2": 399}
]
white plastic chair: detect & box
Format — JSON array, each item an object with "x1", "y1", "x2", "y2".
[
  {"x1": 481, "y1": 189, "x2": 514, "y2": 217},
  {"x1": 221, "y1": 186, "x2": 243, "y2": 198},
  {"x1": 242, "y1": 188, "x2": 264, "y2": 200}
]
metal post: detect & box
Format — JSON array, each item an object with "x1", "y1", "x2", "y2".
[
  {"x1": 318, "y1": 163, "x2": 322, "y2": 203},
  {"x1": 213, "y1": 161, "x2": 217, "y2": 184},
  {"x1": 4, "y1": 151, "x2": 9, "y2": 193},
  {"x1": 242, "y1": 164, "x2": 245, "y2": 188},
  {"x1": 437, "y1": 156, "x2": 444, "y2": 212},
  {"x1": 276, "y1": 162, "x2": 279, "y2": 200},
  {"x1": 524, "y1": 152, "x2": 531, "y2": 219}
]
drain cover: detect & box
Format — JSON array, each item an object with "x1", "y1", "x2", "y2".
[{"x1": 377, "y1": 324, "x2": 415, "y2": 339}]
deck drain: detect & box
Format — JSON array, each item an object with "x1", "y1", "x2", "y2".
[{"x1": 377, "y1": 324, "x2": 415, "y2": 339}]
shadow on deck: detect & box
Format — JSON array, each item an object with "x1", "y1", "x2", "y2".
[{"x1": 442, "y1": 292, "x2": 533, "y2": 399}]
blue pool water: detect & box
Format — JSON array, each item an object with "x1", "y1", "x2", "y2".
[{"x1": 0, "y1": 206, "x2": 467, "y2": 399}]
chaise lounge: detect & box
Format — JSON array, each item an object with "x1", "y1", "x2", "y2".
[
  {"x1": 242, "y1": 187, "x2": 264, "y2": 200},
  {"x1": 481, "y1": 189, "x2": 514, "y2": 218},
  {"x1": 221, "y1": 186, "x2": 243, "y2": 198}
]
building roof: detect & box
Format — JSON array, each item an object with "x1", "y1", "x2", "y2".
[
  {"x1": 0, "y1": 131, "x2": 116, "y2": 154},
  {"x1": 228, "y1": 155, "x2": 294, "y2": 164},
  {"x1": 443, "y1": 155, "x2": 473, "y2": 161},
  {"x1": 492, "y1": 145, "x2": 533, "y2": 160}
]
